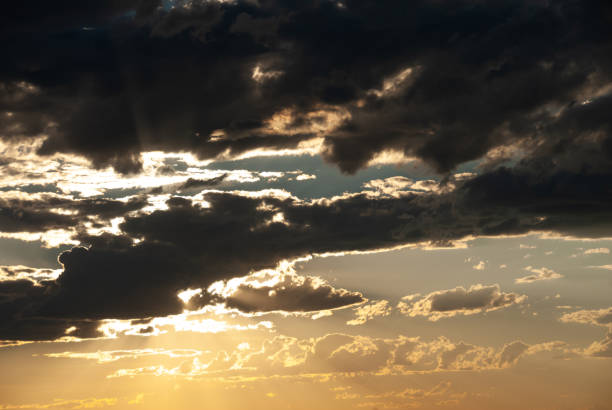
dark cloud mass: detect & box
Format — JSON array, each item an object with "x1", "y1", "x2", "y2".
[
  {"x1": 1, "y1": 160, "x2": 611, "y2": 340},
  {"x1": 1, "y1": 0, "x2": 612, "y2": 341},
  {"x1": 0, "y1": 0, "x2": 611, "y2": 174}
]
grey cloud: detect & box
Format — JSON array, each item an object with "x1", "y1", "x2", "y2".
[
  {"x1": 398, "y1": 284, "x2": 526, "y2": 321},
  {"x1": 218, "y1": 274, "x2": 364, "y2": 314}
]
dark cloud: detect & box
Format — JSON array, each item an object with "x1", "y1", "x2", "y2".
[
  {"x1": 0, "y1": 0, "x2": 610, "y2": 174},
  {"x1": 0, "y1": 279, "x2": 103, "y2": 341}
]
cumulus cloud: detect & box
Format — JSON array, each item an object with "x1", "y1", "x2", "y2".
[
  {"x1": 397, "y1": 284, "x2": 526, "y2": 321},
  {"x1": 207, "y1": 264, "x2": 365, "y2": 314},
  {"x1": 515, "y1": 266, "x2": 563, "y2": 284}
]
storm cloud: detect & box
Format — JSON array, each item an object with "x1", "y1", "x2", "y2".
[{"x1": 0, "y1": 0, "x2": 611, "y2": 174}]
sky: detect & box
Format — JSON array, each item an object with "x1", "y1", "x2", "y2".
[{"x1": 1, "y1": 0, "x2": 612, "y2": 409}]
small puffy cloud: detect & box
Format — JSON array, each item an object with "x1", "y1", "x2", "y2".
[
  {"x1": 515, "y1": 266, "x2": 563, "y2": 284},
  {"x1": 398, "y1": 284, "x2": 526, "y2": 321},
  {"x1": 295, "y1": 173, "x2": 316, "y2": 181},
  {"x1": 346, "y1": 300, "x2": 392, "y2": 326},
  {"x1": 472, "y1": 261, "x2": 486, "y2": 270}
]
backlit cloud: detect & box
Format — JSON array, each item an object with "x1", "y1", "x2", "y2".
[
  {"x1": 346, "y1": 300, "x2": 392, "y2": 326},
  {"x1": 208, "y1": 263, "x2": 365, "y2": 314}
]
